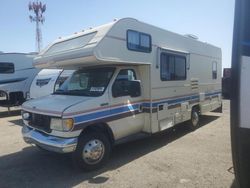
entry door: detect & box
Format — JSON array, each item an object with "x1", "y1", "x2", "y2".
[{"x1": 108, "y1": 68, "x2": 144, "y2": 140}]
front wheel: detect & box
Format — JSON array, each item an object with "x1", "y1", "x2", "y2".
[
  {"x1": 188, "y1": 107, "x2": 200, "y2": 131},
  {"x1": 72, "y1": 131, "x2": 111, "y2": 171}
]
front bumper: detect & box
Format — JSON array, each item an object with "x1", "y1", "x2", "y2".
[{"x1": 22, "y1": 125, "x2": 78, "y2": 153}]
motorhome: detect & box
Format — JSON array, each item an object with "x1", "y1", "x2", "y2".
[
  {"x1": 30, "y1": 69, "x2": 74, "y2": 99},
  {"x1": 0, "y1": 52, "x2": 39, "y2": 108},
  {"x1": 21, "y1": 18, "x2": 222, "y2": 171}
]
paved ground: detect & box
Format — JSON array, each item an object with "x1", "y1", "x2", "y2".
[{"x1": 0, "y1": 100, "x2": 235, "y2": 188}]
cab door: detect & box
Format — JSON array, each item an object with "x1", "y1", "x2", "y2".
[{"x1": 108, "y1": 67, "x2": 144, "y2": 140}]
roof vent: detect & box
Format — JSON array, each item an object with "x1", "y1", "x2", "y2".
[{"x1": 184, "y1": 34, "x2": 198, "y2": 40}]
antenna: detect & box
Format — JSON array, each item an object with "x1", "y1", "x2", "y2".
[{"x1": 28, "y1": 1, "x2": 46, "y2": 52}]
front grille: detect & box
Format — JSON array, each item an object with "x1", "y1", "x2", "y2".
[{"x1": 28, "y1": 113, "x2": 51, "y2": 133}]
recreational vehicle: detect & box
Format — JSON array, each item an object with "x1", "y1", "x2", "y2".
[
  {"x1": 30, "y1": 69, "x2": 74, "y2": 99},
  {"x1": 21, "y1": 18, "x2": 222, "y2": 170},
  {"x1": 0, "y1": 52, "x2": 39, "y2": 108}
]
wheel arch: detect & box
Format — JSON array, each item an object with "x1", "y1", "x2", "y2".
[
  {"x1": 191, "y1": 104, "x2": 201, "y2": 114},
  {"x1": 80, "y1": 122, "x2": 115, "y2": 145}
]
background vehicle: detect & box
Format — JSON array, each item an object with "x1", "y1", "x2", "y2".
[
  {"x1": 0, "y1": 52, "x2": 39, "y2": 108},
  {"x1": 22, "y1": 18, "x2": 222, "y2": 171},
  {"x1": 30, "y1": 69, "x2": 74, "y2": 99},
  {"x1": 222, "y1": 68, "x2": 231, "y2": 99}
]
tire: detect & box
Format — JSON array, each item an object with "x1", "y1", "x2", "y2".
[
  {"x1": 72, "y1": 131, "x2": 111, "y2": 171},
  {"x1": 188, "y1": 107, "x2": 200, "y2": 131}
]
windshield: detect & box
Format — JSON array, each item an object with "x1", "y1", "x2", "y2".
[{"x1": 54, "y1": 67, "x2": 115, "y2": 97}]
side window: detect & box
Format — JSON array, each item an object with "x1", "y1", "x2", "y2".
[
  {"x1": 116, "y1": 69, "x2": 136, "y2": 81},
  {"x1": 160, "y1": 53, "x2": 186, "y2": 81},
  {"x1": 0, "y1": 62, "x2": 14, "y2": 74},
  {"x1": 127, "y1": 30, "x2": 152, "y2": 53},
  {"x1": 112, "y1": 69, "x2": 140, "y2": 98},
  {"x1": 212, "y1": 61, "x2": 217, "y2": 79},
  {"x1": 36, "y1": 78, "x2": 51, "y2": 87}
]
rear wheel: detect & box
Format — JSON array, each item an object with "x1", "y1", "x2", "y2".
[
  {"x1": 72, "y1": 131, "x2": 111, "y2": 171},
  {"x1": 189, "y1": 107, "x2": 200, "y2": 131}
]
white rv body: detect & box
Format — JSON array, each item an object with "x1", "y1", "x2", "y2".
[
  {"x1": 0, "y1": 52, "x2": 39, "y2": 107},
  {"x1": 21, "y1": 18, "x2": 222, "y2": 169},
  {"x1": 30, "y1": 69, "x2": 74, "y2": 99}
]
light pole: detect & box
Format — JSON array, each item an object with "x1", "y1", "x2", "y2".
[{"x1": 28, "y1": 1, "x2": 46, "y2": 52}]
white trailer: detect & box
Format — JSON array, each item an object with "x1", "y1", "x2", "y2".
[
  {"x1": 21, "y1": 18, "x2": 222, "y2": 170},
  {"x1": 0, "y1": 52, "x2": 39, "y2": 108},
  {"x1": 30, "y1": 69, "x2": 74, "y2": 99}
]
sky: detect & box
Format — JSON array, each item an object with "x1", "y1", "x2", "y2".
[{"x1": 0, "y1": 0, "x2": 235, "y2": 68}]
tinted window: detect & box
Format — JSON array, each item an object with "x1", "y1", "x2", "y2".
[
  {"x1": 0, "y1": 62, "x2": 14, "y2": 74},
  {"x1": 160, "y1": 53, "x2": 186, "y2": 81},
  {"x1": 112, "y1": 69, "x2": 139, "y2": 97},
  {"x1": 212, "y1": 61, "x2": 217, "y2": 79},
  {"x1": 127, "y1": 30, "x2": 151, "y2": 53},
  {"x1": 116, "y1": 69, "x2": 136, "y2": 81}
]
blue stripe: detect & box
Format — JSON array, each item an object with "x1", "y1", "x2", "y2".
[
  {"x1": 74, "y1": 103, "x2": 139, "y2": 123},
  {"x1": 152, "y1": 94, "x2": 199, "y2": 107},
  {"x1": 73, "y1": 90, "x2": 221, "y2": 124},
  {"x1": 205, "y1": 91, "x2": 221, "y2": 96}
]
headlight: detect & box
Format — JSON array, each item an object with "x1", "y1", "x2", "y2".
[
  {"x1": 22, "y1": 111, "x2": 30, "y2": 120},
  {"x1": 50, "y1": 118, "x2": 74, "y2": 131},
  {"x1": 62, "y1": 119, "x2": 74, "y2": 131}
]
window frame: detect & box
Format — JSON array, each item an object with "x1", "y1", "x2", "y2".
[
  {"x1": 160, "y1": 52, "x2": 187, "y2": 81},
  {"x1": 126, "y1": 30, "x2": 152, "y2": 53},
  {"x1": 0, "y1": 62, "x2": 15, "y2": 74}
]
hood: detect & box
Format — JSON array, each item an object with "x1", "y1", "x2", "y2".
[{"x1": 22, "y1": 94, "x2": 92, "y2": 117}]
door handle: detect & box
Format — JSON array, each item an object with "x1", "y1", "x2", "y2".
[
  {"x1": 100, "y1": 103, "x2": 109, "y2": 107},
  {"x1": 158, "y1": 104, "x2": 164, "y2": 111},
  {"x1": 138, "y1": 104, "x2": 143, "y2": 112}
]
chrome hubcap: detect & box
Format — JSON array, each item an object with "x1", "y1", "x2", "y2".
[
  {"x1": 82, "y1": 139, "x2": 105, "y2": 164},
  {"x1": 192, "y1": 111, "x2": 199, "y2": 126}
]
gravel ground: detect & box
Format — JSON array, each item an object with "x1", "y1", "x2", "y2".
[{"x1": 0, "y1": 100, "x2": 235, "y2": 188}]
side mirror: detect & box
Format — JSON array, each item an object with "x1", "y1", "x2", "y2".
[
  {"x1": 129, "y1": 80, "x2": 141, "y2": 97},
  {"x1": 112, "y1": 80, "x2": 141, "y2": 98}
]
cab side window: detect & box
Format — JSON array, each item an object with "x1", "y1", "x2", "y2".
[
  {"x1": 112, "y1": 69, "x2": 140, "y2": 98},
  {"x1": 116, "y1": 69, "x2": 136, "y2": 81},
  {"x1": 212, "y1": 61, "x2": 217, "y2": 79}
]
